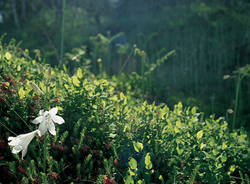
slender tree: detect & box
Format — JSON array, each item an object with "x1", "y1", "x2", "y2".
[
  {"x1": 11, "y1": 0, "x2": 20, "y2": 28},
  {"x1": 59, "y1": 0, "x2": 66, "y2": 67}
]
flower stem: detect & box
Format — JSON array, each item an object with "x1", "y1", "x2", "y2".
[
  {"x1": 4, "y1": 99, "x2": 32, "y2": 131},
  {"x1": 43, "y1": 134, "x2": 47, "y2": 173},
  {"x1": 0, "y1": 121, "x2": 17, "y2": 136}
]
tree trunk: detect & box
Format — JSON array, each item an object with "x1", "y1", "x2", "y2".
[
  {"x1": 11, "y1": 0, "x2": 20, "y2": 28},
  {"x1": 21, "y1": 0, "x2": 27, "y2": 22}
]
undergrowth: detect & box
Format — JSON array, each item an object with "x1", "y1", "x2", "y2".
[{"x1": 0, "y1": 40, "x2": 249, "y2": 183}]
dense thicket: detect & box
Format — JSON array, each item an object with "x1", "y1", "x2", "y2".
[
  {"x1": 0, "y1": 0, "x2": 250, "y2": 130},
  {"x1": 0, "y1": 38, "x2": 249, "y2": 184}
]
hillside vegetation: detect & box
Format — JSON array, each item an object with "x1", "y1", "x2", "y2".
[
  {"x1": 1, "y1": 0, "x2": 250, "y2": 129},
  {"x1": 0, "y1": 40, "x2": 249, "y2": 183}
]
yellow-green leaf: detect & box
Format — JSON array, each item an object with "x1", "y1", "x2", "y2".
[
  {"x1": 133, "y1": 141, "x2": 143, "y2": 152},
  {"x1": 200, "y1": 143, "x2": 206, "y2": 150},
  {"x1": 177, "y1": 102, "x2": 183, "y2": 109},
  {"x1": 18, "y1": 88, "x2": 25, "y2": 99},
  {"x1": 5, "y1": 52, "x2": 12, "y2": 60},
  {"x1": 39, "y1": 81, "x2": 46, "y2": 92},
  {"x1": 222, "y1": 142, "x2": 227, "y2": 150},
  {"x1": 125, "y1": 175, "x2": 134, "y2": 184},
  {"x1": 77, "y1": 68, "x2": 83, "y2": 79},
  {"x1": 176, "y1": 145, "x2": 184, "y2": 155},
  {"x1": 229, "y1": 165, "x2": 236, "y2": 173},
  {"x1": 212, "y1": 149, "x2": 219, "y2": 156},
  {"x1": 128, "y1": 158, "x2": 137, "y2": 170},
  {"x1": 56, "y1": 106, "x2": 63, "y2": 111},
  {"x1": 176, "y1": 120, "x2": 182, "y2": 128},
  {"x1": 145, "y1": 153, "x2": 152, "y2": 170},
  {"x1": 138, "y1": 180, "x2": 143, "y2": 184},
  {"x1": 72, "y1": 76, "x2": 80, "y2": 87},
  {"x1": 197, "y1": 130, "x2": 203, "y2": 139},
  {"x1": 17, "y1": 65, "x2": 21, "y2": 71},
  {"x1": 120, "y1": 92, "x2": 125, "y2": 99},
  {"x1": 159, "y1": 175, "x2": 163, "y2": 181},
  {"x1": 191, "y1": 106, "x2": 197, "y2": 114},
  {"x1": 174, "y1": 127, "x2": 180, "y2": 133}
]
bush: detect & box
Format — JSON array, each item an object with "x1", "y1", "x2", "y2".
[{"x1": 0, "y1": 40, "x2": 249, "y2": 183}]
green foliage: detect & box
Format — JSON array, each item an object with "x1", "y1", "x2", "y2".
[
  {"x1": 224, "y1": 65, "x2": 250, "y2": 129},
  {"x1": 0, "y1": 40, "x2": 249, "y2": 183},
  {"x1": 1, "y1": 0, "x2": 250, "y2": 131}
]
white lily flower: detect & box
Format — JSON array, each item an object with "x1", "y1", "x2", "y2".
[
  {"x1": 8, "y1": 130, "x2": 40, "y2": 159},
  {"x1": 32, "y1": 107, "x2": 65, "y2": 136}
]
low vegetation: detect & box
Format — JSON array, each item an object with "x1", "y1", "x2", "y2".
[{"x1": 0, "y1": 40, "x2": 249, "y2": 183}]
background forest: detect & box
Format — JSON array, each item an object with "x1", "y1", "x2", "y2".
[
  {"x1": 0, "y1": 0, "x2": 250, "y2": 131},
  {"x1": 0, "y1": 1, "x2": 250, "y2": 183}
]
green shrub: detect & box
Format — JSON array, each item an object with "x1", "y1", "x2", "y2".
[{"x1": 0, "y1": 40, "x2": 249, "y2": 183}]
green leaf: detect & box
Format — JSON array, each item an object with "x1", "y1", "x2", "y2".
[
  {"x1": 133, "y1": 141, "x2": 143, "y2": 152},
  {"x1": 177, "y1": 102, "x2": 183, "y2": 109},
  {"x1": 176, "y1": 120, "x2": 183, "y2": 128},
  {"x1": 145, "y1": 153, "x2": 152, "y2": 170},
  {"x1": 222, "y1": 142, "x2": 227, "y2": 150},
  {"x1": 129, "y1": 158, "x2": 137, "y2": 170},
  {"x1": 174, "y1": 127, "x2": 180, "y2": 133},
  {"x1": 221, "y1": 154, "x2": 227, "y2": 163},
  {"x1": 137, "y1": 180, "x2": 143, "y2": 184},
  {"x1": 197, "y1": 130, "x2": 203, "y2": 139},
  {"x1": 229, "y1": 165, "x2": 236, "y2": 173},
  {"x1": 18, "y1": 88, "x2": 25, "y2": 99},
  {"x1": 159, "y1": 175, "x2": 163, "y2": 181},
  {"x1": 120, "y1": 92, "x2": 125, "y2": 99},
  {"x1": 212, "y1": 149, "x2": 219, "y2": 156},
  {"x1": 124, "y1": 175, "x2": 134, "y2": 184},
  {"x1": 128, "y1": 169, "x2": 135, "y2": 176},
  {"x1": 176, "y1": 145, "x2": 184, "y2": 155},
  {"x1": 191, "y1": 106, "x2": 197, "y2": 114}
]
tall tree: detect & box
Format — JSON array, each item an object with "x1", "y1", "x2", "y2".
[{"x1": 11, "y1": 0, "x2": 20, "y2": 28}]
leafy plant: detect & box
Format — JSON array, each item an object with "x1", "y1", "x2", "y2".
[{"x1": 0, "y1": 39, "x2": 249, "y2": 184}]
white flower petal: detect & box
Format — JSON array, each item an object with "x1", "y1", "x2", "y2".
[
  {"x1": 37, "y1": 130, "x2": 42, "y2": 137},
  {"x1": 12, "y1": 147, "x2": 21, "y2": 154},
  {"x1": 52, "y1": 115, "x2": 65, "y2": 124},
  {"x1": 39, "y1": 110, "x2": 45, "y2": 116},
  {"x1": 8, "y1": 130, "x2": 38, "y2": 159},
  {"x1": 8, "y1": 137, "x2": 15, "y2": 141},
  {"x1": 32, "y1": 116, "x2": 44, "y2": 124},
  {"x1": 48, "y1": 122, "x2": 56, "y2": 136},
  {"x1": 49, "y1": 107, "x2": 58, "y2": 116},
  {"x1": 20, "y1": 130, "x2": 38, "y2": 140},
  {"x1": 22, "y1": 147, "x2": 28, "y2": 159},
  {"x1": 38, "y1": 122, "x2": 47, "y2": 136},
  {"x1": 8, "y1": 137, "x2": 21, "y2": 146}
]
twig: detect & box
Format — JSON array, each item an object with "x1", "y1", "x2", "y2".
[
  {"x1": 74, "y1": 179, "x2": 98, "y2": 184},
  {"x1": 4, "y1": 99, "x2": 31, "y2": 131},
  {"x1": 0, "y1": 121, "x2": 17, "y2": 136},
  {"x1": 42, "y1": 29, "x2": 60, "y2": 62},
  {"x1": 231, "y1": 175, "x2": 248, "y2": 182},
  {"x1": 58, "y1": 164, "x2": 70, "y2": 175}
]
